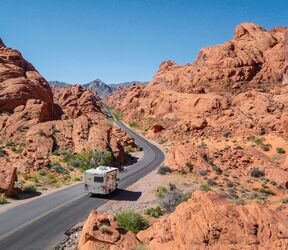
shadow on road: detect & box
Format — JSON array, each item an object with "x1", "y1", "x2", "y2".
[{"x1": 89, "y1": 188, "x2": 142, "y2": 201}]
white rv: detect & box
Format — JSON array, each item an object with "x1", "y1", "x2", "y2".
[{"x1": 84, "y1": 166, "x2": 119, "y2": 195}]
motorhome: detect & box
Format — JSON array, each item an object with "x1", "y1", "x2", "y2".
[{"x1": 84, "y1": 166, "x2": 119, "y2": 195}]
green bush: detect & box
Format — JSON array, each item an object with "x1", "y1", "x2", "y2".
[
  {"x1": 281, "y1": 198, "x2": 288, "y2": 204},
  {"x1": 181, "y1": 191, "x2": 192, "y2": 202},
  {"x1": 0, "y1": 195, "x2": 8, "y2": 204},
  {"x1": 255, "y1": 138, "x2": 264, "y2": 145},
  {"x1": 276, "y1": 147, "x2": 286, "y2": 154},
  {"x1": 259, "y1": 188, "x2": 275, "y2": 195},
  {"x1": 23, "y1": 184, "x2": 37, "y2": 193},
  {"x1": 261, "y1": 144, "x2": 271, "y2": 152},
  {"x1": 114, "y1": 112, "x2": 123, "y2": 121},
  {"x1": 157, "y1": 166, "x2": 171, "y2": 175},
  {"x1": 116, "y1": 210, "x2": 149, "y2": 234},
  {"x1": 145, "y1": 206, "x2": 164, "y2": 218},
  {"x1": 156, "y1": 186, "x2": 167, "y2": 198},
  {"x1": 129, "y1": 121, "x2": 138, "y2": 128},
  {"x1": 12, "y1": 146, "x2": 24, "y2": 154},
  {"x1": 63, "y1": 149, "x2": 113, "y2": 170},
  {"x1": 200, "y1": 183, "x2": 211, "y2": 192},
  {"x1": 185, "y1": 162, "x2": 193, "y2": 172},
  {"x1": 50, "y1": 163, "x2": 68, "y2": 174}
]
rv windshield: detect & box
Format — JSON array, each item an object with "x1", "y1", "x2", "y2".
[{"x1": 94, "y1": 176, "x2": 104, "y2": 183}]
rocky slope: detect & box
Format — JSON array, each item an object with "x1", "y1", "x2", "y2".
[
  {"x1": 106, "y1": 23, "x2": 288, "y2": 182},
  {"x1": 78, "y1": 191, "x2": 288, "y2": 250},
  {"x1": 104, "y1": 23, "x2": 288, "y2": 249},
  {"x1": 0, "y1": 39, "x2": 136, "y2": 197}
]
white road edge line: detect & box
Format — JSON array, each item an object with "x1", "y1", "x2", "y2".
[{"x1": 0, "y1": 193, "x2": 86, "y2": 241}]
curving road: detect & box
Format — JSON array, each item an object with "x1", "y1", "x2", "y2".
[{"x1": 0, "y1": 120, "x2": 165, "y2": 250}]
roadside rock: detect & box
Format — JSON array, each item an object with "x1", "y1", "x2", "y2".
[
  {"x1": 137, "y1": 191, "x2": 288, "y2": 250},
  {"x1": 78, "y1": 211, "x2": 139, "y2": 250}
]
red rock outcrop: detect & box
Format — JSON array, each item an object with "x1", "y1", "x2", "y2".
[
  {"x1": 137, "y1": 191, "x2": 288, "y2": 250},
  {"x1": 151, "y1": 23, "x2": 287, "y2": 93},
  {"x1": 0, "y1": 39, "x2": 59, "y2": 118},
  {"x1": 78, "y1": 211, "x2": 139, "y2": 250},
  {"x1": 0, "y1": 39, "x2": 137, "y2": 196}
]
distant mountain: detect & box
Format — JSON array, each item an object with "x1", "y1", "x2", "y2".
[
  {"x1": 83, "y1": 79, "x2": 113, "y2": 99},
  {"x1": 49, "y1": 81, "x2": 71, "y2": 88},
  {"x1": 109, "y1": 81, "x2": 148, "y2": 90},
  {"x1": 49, "y1": 79, "x2": 148, "y2": 98}
]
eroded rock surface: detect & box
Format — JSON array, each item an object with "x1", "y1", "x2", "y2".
[{"x1": 137, "y1": 191, "x2": 288, "y2": 250}]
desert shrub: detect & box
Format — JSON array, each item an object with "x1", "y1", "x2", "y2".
[
  {"x1": 276, "y1": 147, "x2": 286, "y2": 154},
  {"x1": 223, "y1": 130, "x2": 232, "y2": 138},
  {"x1": 12, "y1": 146, "x2": 24, "y2": 154},
  {"x1": 226, "y1": 181, "x2": 234, "y2": 188},
  {"x1": 0, "y1": 195, "x2": 8, "y2": 204},
  {"x1": 145, "y1": 206, "x2": 164, "y2": 218},
  {"x1": 50, "y1": 163, "x2": 68, "y2": 174},
  {"x1": 181, "y1": 191, "x2": 192, "y2": 202},
  {"x1": 72, "y1": 176, "x2": 82, "y2": 181},
  {"x1": 261, "y1": 144, "x2": 271, "y2": 151},
  {"x1": 202, "y1": 154, "x2": 214, "y2": 165},
  {"x1": 156, "y1": 186, "x2": 167, "y2": 198},
  {"x1": 52, "y1": 148, "x2": 60, "y2": 156},
  {"x1": 232, "y1": 198, "x2": 245, "y2": 206},
  {"x1": 64, "y1": 149, "x2": 112, "y2": 170},
  {"x1": 270, "y1": 180, "x2": 277, "y2": 186},
  {"x1": 212, "y1": 165, "x2": 222, "y2": 175},
  {"x1": 250, "y1": 167, "x2": 265, "y2": 178},
  {"x1": 207, "y1": 179, "x2": 217, "y2": 186},
  {"x1": 185, "y1": 162, "x2": 193, "y2": 172},
  {"x1": 124, "y1": 146, "x2": 133, "y2": 153},
  {"x1": 178, "y1": 169, "x2": 186, "y2": 175},
  {"x1": 129, "y1": 121, "x2": 138, "y2": 128},
  {"x1": 23, "y1": 183, "x2": 37, "y2": 193},
  {"x1": 116, "y1": 210, "x2": 149, "y2": 234},
  {"x1": 114, "y1": 112, "x2": 123, "y2": 121},
  {"x1": 255, "y1": 138, "x2": 264, "y2": 145},
  {"x1": 247, "y1": 135, "x2": 256, "y2": 141},
  {"x1": 161, "y1": 187, "x2": 185, "y2": 211},
  {"x1": 199, "y1": 169, "x2": 208, "y2": 176},
  {"x1": 259, "y1": 188, "x2": 275, "y2": 195},
  {"x1": 39, "y1": 170, "x2": 47, "y2": 176},
  {"x1": 157, "y1": 166, "x2": 171, "y2": 175},
  {"x1": 200, "y1": 183, "x2": 211, "y2": 192},
  {"x1": 0, "y1": 148, "x2": 6, "y2": 157},
  {"x1": 281, "y1": 198, "x2": 288, "y2": 204}
]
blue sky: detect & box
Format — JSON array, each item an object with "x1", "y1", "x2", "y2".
[{"x1": 0, "y1": 0, "x2": 287, "y2": 84}]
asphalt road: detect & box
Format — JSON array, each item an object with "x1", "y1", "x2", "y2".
[{"x1": 0, "y1": 120, "x2": 165, "y2": 250}]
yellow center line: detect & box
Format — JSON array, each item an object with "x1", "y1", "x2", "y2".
[{"x1": 0, "y1": 193, "x2": 86, "y2": 242}]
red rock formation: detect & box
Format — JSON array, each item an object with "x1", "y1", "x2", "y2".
[
  {"x1": 0, "y1": 39, "x2": 59, "y2": 118},
  {"x1": 0, "y1": 39, "x2": 137, "y2": 195},
  {"x1": 137, "y1": 191, "x2": 288, "y2": 250},
  {"x1": 78, "y1": 211, "x2": 139, "y2": 250},
  {"x1": 52, "y1": 85, "x2": 103, "y2": 119},
  {"x1": 151, "y1": 23, "x2": 287, "y2": 93}
]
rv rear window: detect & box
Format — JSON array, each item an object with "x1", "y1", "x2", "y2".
[{"x1": 94, "y1": 176, "x2": 104, "y2": 183}]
